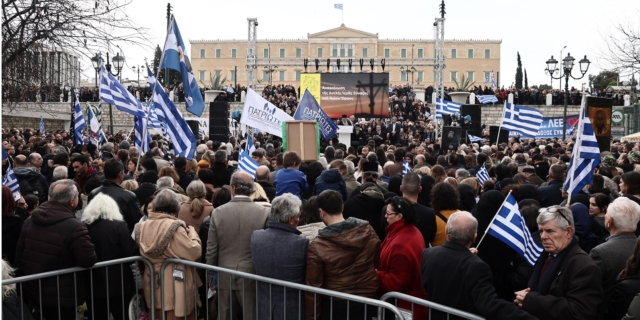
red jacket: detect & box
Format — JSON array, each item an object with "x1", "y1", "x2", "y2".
[{"x1": 376, "y1": 221, "x2": 428, "y2": 319}]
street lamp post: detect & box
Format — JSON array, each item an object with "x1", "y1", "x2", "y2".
[
  {"x1": 400, "y1": 66, "x2": 417, "y2": 86},
  {"x1": 545, "y1": 53, "x2": 591, "y2": 140},
  {"x1": 95, "y1": 51, "x2": 125, "y2": 135},
  {"x1": 264, "y1": 65, "x2": 277, "y2": 86}
]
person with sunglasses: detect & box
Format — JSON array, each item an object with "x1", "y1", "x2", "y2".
[
  {"x1": 377, "y1": 196, "x2": 428, "y2": 319},
  {"x1": 515, "y1": 205, "x2": 603, "y2": 320}
]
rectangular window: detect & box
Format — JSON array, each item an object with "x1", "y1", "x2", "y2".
[
  {"x1": 417, "y1": 48, "x2": 423, "y2": 58},
  {"x1": 332, "y1": 44, "x2": 338, "y2": 57},
  {"x1": 401, "y1": 71, "x2": 407, "y2": 81},
  {"x1": 215, "y1": 49, "x2": 221, "y2": 58},
  {"x1": 348, "y1": 48, "x2": 353, "y2": 57},
  {"x1": 263, "y1": 48, "x2": 269, "y2": 58},
  {"x1": 484, "y1": 71, "x2": 490, "y2": 82},
  {"x1": 199, "y1": 70, "x2": 205, "y2": 81},
  {"x1": 231, "y1": 49, "x2": 237, "y2": 58},
  {"x1": 401, "y1": 48, "x2": 407, "y2": 58},
  {"x1": 231, "y1": 70, "x2": 237, "y2": 81},
  {"x1": 317, "y1": 47, "x2": 323, "y2": 58},
  {"x1": 280, "y1": 48, "x2": 285, "y2": 58},
  {"x1": 450, "y1": 71, "x2": 457, "y2": 82},
  {"x1": 485, "y1": 49, "x2": 490, "y2": 59},
  {"x1": 295, "y1": 71, "x2": 301, "y2": 81},
  {"x1": 451, "y1": 48, "x2": 457, "y2": 59},
  {"x1": 263, "y1": 71, "x2": 269, "y2": 81},
  {"x1": 418, "y1": 71, "x2": 424, "y2": 82},
  {"x1": 468, "y1": 48, "x2": 474, "y2": 58},
  {"x1": 340, "y1": 44, "x2": 345, "y2": 57},
  {"x1": 384, "y1": 48, "x2": 390, "y2": 58},
  {"x1": 362, "y1": 48, "x2": 368, "y2": 58},
  {"x1": 200, "y1": 49, "x2": 206, "y2": 58},
  {"x1": 279, "y1": 71, "x2": 285, "y2": 81},
  {"x1": 296, "y1": 48, "x2": 302, "y2": 58},
  {"x1": 467, "y1": 71, "x2": 474, "y2": 82}
]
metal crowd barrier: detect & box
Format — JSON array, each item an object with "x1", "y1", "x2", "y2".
[
  {"x1": 160, "y1": 258, "x2": 406, "y2": 320},
  {"x1": 380, "y1": 292, "x2": 485, "y2": 320},
  {"x1": 1, "y1": 256, "x2": 155, "y2": 320}
]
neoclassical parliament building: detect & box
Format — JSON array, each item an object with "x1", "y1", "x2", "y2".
[{"x1": 190, "y1": 24, "x2": 501, "y2": 89}]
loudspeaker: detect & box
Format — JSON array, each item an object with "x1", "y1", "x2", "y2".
[
  {"x1": 186, "y1": 120, "x2": 199, "y2": 138},
  {"x1": 458, "y1": 105, "x2": 482, "y2": 132},
  {"x1": 489, "y1": 126, "x2": 509, "y2": 145},
  {"x1": 209, "y1": 101, "x2": 230, "y2": 143},
  {"x1": 441, "y1": 126, "x2": 462, "y2": 151}
]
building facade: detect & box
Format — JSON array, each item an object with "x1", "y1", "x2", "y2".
[{"x1": 190, "y1": 24, "x2": 501, "y2": 89}]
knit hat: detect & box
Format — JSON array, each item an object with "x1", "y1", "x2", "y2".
[
  {"x1": 119, "y1": 140, "x2": 131, "y2": 150},
  {"x1": 140, "y1": 170, "x2": 159, "y2": 184},
  {"x1": 629, "y1": 152, "x2": 640, "y2": 164},
  {"x1": 601, "y1": 155, "x2": 616, "y2": 169}
]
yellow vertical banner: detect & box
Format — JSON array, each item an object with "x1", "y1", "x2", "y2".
[{"x1": 300, "y1": 73, "x2": 322, "y2": 106}]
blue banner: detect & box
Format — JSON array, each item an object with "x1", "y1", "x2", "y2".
[
  {"x1": 293, "y1": 89, "x2": 338, "y2": 140},
  {"x1": 509, "y1": 114, "x2": 579, "y2": 139}
]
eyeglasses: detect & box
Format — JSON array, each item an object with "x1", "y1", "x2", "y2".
[{"x1": 539, "y1": 206, "x2": 570, "y2": 224}]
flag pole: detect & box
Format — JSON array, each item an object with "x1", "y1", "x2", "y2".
[
  {"x1": 476, "y1": 190, "x2": 513, "y2": 250},
  {"x1": 566, "y1": 92, "x2": 589, "y2": 205},
  {"x1": 495, "y1": 101, "x2": 506, "y2": 147}
]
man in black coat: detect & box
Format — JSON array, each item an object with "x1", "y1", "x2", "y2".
[
  {"x1": 15, "y1": 179, "x2": 97, "y2": 320},
  {"x1": 421, "y1": 211, "x2": 537, "y2": 320},
  {"x1": 537, "y1": 164, "x2": 566, "y2": 207},
  {"x1": 343, "y1": 183, "x2": 387, "y2": 240},
  {"x1": 255, "y1": 166, "x2": 276, "y2": 202},
  {"x1": 132, "y1": 170, "x2": 158, "y2": 206},
  {"x1": 174, "y1": 156, "x2": 193, "y2": 191},
  {"x1": 211, "y1": 150, "x2": 233, "y2": 188},
  {"x1": 88, "y1": 159, "x2": 143, "y2": 232}
]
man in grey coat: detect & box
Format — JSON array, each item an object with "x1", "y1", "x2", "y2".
[
  {"x1": 251, "y1": 193, "x2": 310, "y2": 320},
  {"x1": 206, "y1": 172, "x2": 269, "y2": 320},
  {"x1": 590, "y1": 197, "x2": 640, "y2": 319}
]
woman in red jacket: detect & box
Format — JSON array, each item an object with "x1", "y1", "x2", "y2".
[{"x1": 377, "y1": 196, "x2": 428, "y2": 319}]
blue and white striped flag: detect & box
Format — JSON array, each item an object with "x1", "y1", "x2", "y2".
[
  {"x1": 500, "y1": 103, "x2": 543, "y2": 138},
  {"x1": 100, "y1": 66, "x2": 144, "y2": 117},
  {"x1": 476, "y1": 164, "x2": 490, "y2": 186},
  {"x1": 73, "y1": 94, "x2": 86, "y2": 145},
  {"x1": 147, "y1": 65, "x2": 197, "y2": 160},
  {"x1": 334, "y1": 3, "x2": 343, "y2": 10},
  {"x1": 2, "y1": 164, "x2": 21, "y2": 201},
  {"x1": 468, "y1": 134, "x2": 485, "y2": 143},
  {"x1": 564, "y1": 107, "x2": 601, "y2": 196},
  {"x1": 477, "y1": 95, "x2": 498, "y2": 104},
  {"x1": 491, "y1": 71, "x2": 497, "y2": 90},
  {"x1": 435, "y1": 98, "x2": 461, "y2": 119},
  {"x1": 134, "y1": 102, "x2": 151, "y2": 153},
  {"x1": 39, "y1": 116, "x2": 45, "y2": 136},
  {"x1": 149, "y1": 104, "x2": 163, "y2": 129},
  {"x1": 487, "y1": 194, "x2": 543, "y2": 266},
  {"x1": 246, "y1": 134, "x2": 256, "y2": 154},
  {"x1": 402, "y1": 159, "x2": 411, "y2": 175},
  {"x1": 161, "y1": 17, "x2": 205, "y2": 117},
  {"x1": 238, "y1": 148, "x2": 260, "y2": 178}
]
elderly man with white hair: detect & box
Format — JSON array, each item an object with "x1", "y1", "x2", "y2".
[
  {"x1": 590, "y1": 197, "x2": 640, "y2": 318},
  {"x1": 51, "y1": 166, "x2": 68, "y2": 182},
  {"x1": 250, "y1": 193, "x2": 309, "y2": 320}
]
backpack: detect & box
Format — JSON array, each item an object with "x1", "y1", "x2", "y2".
[{"x1": 17, "y1": 173, "x2": 46, "y2": 203}]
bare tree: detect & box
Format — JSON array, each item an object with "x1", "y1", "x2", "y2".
[
  {"x1": 599, "y1": 14, "x2": 640, "y2": 73},
  {"x1": 2, "y1": 0, "x2": 151, "y2": 104}
]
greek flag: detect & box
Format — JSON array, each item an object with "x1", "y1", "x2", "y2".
[
  {"x1": 491, "y1": 71, "x2": 497, "y2": 90},
  {"x1": 500, "y1": 103, "x2": 543, "y2": 138},
  {"x1": 564, "y1": 107, "x2": 601, "y2": 195},
  {"x1": 99, "y1": 66, "x2": 144, "y2": 117},
  {"x1": 147, "y1": 66, "x2": 197, "y2": 160},
  {"x1": 2, "y1": 163, "x2": 21, "y2": 201},
  {"x1": 334, "y1": 3, "x2": 343, "y2": 10},
  {"x1": 149, "y1": 104, "x2": 163, "y2": 129},
  {"x1": 477, "y1": 95, "x2": 498, "y2": 104},
  {"x1": 39, "y1": 116, "x2": 45, "y2": 136},
  {"x1": 238, "y1": 148, "x2": 260, "y2": 178},
  {"x1": 476, "y1": 164, "x2": 490, "y2": 186},
  {"x1": 402, "y1": 159, "x2": 411, "y2": 175},
  {"x1": 134, "y1": 102, "x2": 152, "y2": 153},
  {"x1": 435, "y1": 98, "x2": 461, "y2": 119},
  {"x1": 246, "y1": 134, "x2": 256, "y2": 154},
  {"x1": 161, "y1": 17, "x2": 205, "y2": 117},
  {"x1": 73, "y1": 94, "x2": 86, "y2": 145},
  {"x1": 87, "y1": 106, "x2": 101, "y2": 146},
  {"x1": 468, "y1": 134, "x2": 485, "y2": 143},
  {"x1": 487, "y1": 194, "x2": 543, "y2": 266}
]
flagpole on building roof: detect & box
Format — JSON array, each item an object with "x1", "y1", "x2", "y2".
[
  {"x1": 566, "y1": 92, "x2": 589, "y2": 205},
  {"x1": 476, "y1": 190, "x2": 513, "y2": 250}
]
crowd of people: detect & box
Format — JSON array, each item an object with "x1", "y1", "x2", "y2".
[{"x1": 3, "y1": 122, "x2": 640, "y2": 320}]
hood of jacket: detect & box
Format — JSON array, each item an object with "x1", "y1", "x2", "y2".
[
  {"x1": 13, "y1": 166, "x2": 38, "y2": 178},
  {"x1": 360, "y1": 185, "x2": 384, "y2": 200},
  {"x1": 319, "y1": 168, "x2": 343, "y2": 183},
  {"x1": 134, "y1": 212, "x2": 186, "y2": 258},
  {"x1": 318, "y1": 217, "x2": 372, "y2": 250},
  {"x1": 81, "y1": 193, "x2": 124, "y2": 225},
  {"x1": 31, "y1": 201, "x2": 76, "y2": 226}
]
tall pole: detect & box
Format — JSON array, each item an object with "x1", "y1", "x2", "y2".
[
  {"x1": 106, "y1": 52, "x2": 114, "y2": 135},
  {"x1": 165, "y1": 3, "x2": 172, "y2": 87},
  {"x1": 563, "y1": 74, "x2": 569, "y2": 140},
  {"x1": 234, "y1": 66, "x2": 237, "y2": 88}
]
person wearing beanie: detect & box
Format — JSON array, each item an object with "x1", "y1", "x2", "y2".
[
  {"x1": 119, "y1": 140, "x2": 130, "y2": 150},
  {"x1": 133, "y1": 170, "x2": 158, "y2": 206}
]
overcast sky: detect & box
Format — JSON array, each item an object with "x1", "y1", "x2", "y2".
[{"x1": 100, "y1": 0, "x2": 639, "y2": 90}]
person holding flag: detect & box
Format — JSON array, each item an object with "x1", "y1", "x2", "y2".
[{"x1": 40, "y1": 116, "x2": 45, "y2": 137}]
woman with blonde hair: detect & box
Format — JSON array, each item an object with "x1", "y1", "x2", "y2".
[
  {"x1": 430, "y1": 165, "x2": 447, "y2": 183},
  {"x1": 178, "y1": 180, "x2": 213, "y2": 232},
  {"x1": 443, "y1": 177, "x2": 459, "y2": 188},
  {"x1": 250, "y1": 183, "x2": 271, "y2": 208},
  {"x1": 158, "y1": 167, "x2": 185, "y2": 194},
  {"x1": 120, "y1": 179, "x2": 138, "y2": 191}
]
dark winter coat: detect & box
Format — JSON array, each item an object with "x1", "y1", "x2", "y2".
[
  {"x1": 15, "y1": 201, "x2": 97, "y2": 307},
  {"x1": 2, "y1": 214, "x2": 24, "y2": 266},
  {"x1": 251, "y1": 222, "x2": 310, "y2": 320},
  {"x1": 537, "y1": 179, "x2": 565, "y2": 207},
  {"x1": 312, "y1": 168, "x2": 348, "y2": 201},
  {"x1": 176, "y1": 168, "x2": 194, "y2": 191},
  {"x1": 606, "y1": 279, "x2": 640, "y2": 320},
  {"x1": 88, "y1": 180, "x2": 143, "y2": 233},
  {"x1": 132, "y1": 183, "x2": 157, "y2": 206},
  {"x1": 210, "y1": 162, "x2": 232, "y2": 188},
  {"x1": 343, "y1": 187, "x2": 386, "y2": 240},
  {"x1": 13, "y1": 166, "x2": 49, "y2": 204}
]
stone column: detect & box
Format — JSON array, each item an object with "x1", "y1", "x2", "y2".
[
  {"x1": 508, "y1": 93, "x2": 514, "y2": 104},
  {"x1": 546, "y1": 93, "x2": 553, "y2": 106},
  {"x1": 414, "y1": 88, "x2": 426, "y2": 102},
  {"x1": 624, "y1": 94, "x2": 631, "y2": 106},
  {"x1": 469, "y1": 93, "x2": 476, "y2": 105},
  {"x1": 241, "y1": 90, "x2": 246, "y2": 102}
]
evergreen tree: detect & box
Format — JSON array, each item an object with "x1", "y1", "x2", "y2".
[
  {"x1": 524, "y1": 69, "x2": 529, "y2": 89},
  {"x1": 153, "y1": 45, "x2": 162, "y2": 76},
  {"x1": 515, "y1": 52, "x2": 523, "y2": 89}
]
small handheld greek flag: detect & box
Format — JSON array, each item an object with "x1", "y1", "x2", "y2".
[
  {"x1": 402, "y1": 159, "x2": 411, "y2": 175},
  {"x1": 40, "y1": 116, "x2": 45, "y2": 136},
  {"x1": 334, "y1": 3, "x2": 343, "y2": 10},
  {"x1": 238, "y1": 148, "x2": 260, "y2": 178},
  {"x1": 477, "y1": 95, "x2": 498, "y2": 104},
  {"x1": 468, "y1": 134, "x2": 485, "y2": 143},
  {"x1": 476, "y1": 164, "x2": 489, "y2": 186},
  {"x1": 2, "y1": 163, "x2": 21, "y2": 201}
]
